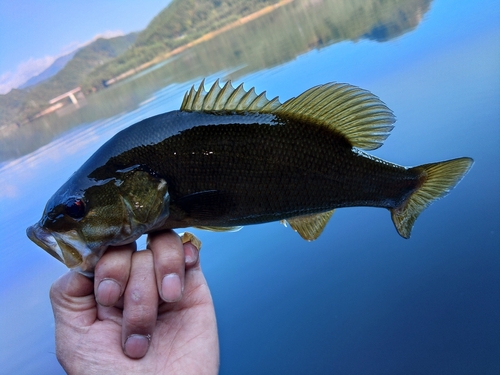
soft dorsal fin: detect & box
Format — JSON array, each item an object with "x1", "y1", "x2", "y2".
[
  {"x1": 181, "y1": 79, "x2": 281, "y2": 112},
  {"x1": 276, "y1": 83, "x2": 396, "y2": 150},
  {"x1": 286, "y1": 210, "x2": 335, "y2": 241}
]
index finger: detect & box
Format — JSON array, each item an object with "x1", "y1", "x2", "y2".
[{"x1": 94, "y1": 242, "x2": 136, "y2": 307}]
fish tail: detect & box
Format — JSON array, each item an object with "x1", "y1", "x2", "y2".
[{"x1": 391, "y1": 157, "x2": 473, "y2": 238}]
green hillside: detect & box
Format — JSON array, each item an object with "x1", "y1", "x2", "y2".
[{"x1": 82, "y1": 0, "x2": 280, "y2": 90}]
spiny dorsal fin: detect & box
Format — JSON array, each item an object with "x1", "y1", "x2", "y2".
[
  {"x1": 286, "y1": 210, "x2": 335, "y2": 241},
  {"x1": 276, "y1": 83, "x2": 396, "y2": 150},
  {"x1": 181, "y1": 79, "x2": 281, "y2": 112}
]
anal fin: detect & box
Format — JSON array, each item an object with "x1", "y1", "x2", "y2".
[{"x1": 286, "y1": 210, "x2": 334, "y2": 241}]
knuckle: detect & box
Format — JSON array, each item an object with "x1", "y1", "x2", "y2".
[{"x1": 125, "y1": 303, "x2": 156, "y2": 329}]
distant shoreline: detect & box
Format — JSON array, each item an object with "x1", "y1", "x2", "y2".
[{"x1": 104, "y1": 0, "x2": 294, "y2": 87}]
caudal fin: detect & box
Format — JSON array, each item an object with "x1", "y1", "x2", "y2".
[{"x1": 391, "y1": 157, "x2": 473, "y2": 238}]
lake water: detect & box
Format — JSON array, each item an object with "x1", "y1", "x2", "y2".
[{"x1": 1, "y1": 0, "x2": 499, "y2": 374}]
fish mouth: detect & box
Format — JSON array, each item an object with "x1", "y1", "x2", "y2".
[{"x1": 27, "y1": 224, "x2": 97, "y2": 275}]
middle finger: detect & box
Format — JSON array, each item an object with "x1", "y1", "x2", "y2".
[{"x1": 122, "y1": 249, "x2": 158, "y2": 359}]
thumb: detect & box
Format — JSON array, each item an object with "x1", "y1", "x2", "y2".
[{"x1": 50, "y1": 271, "x2": 96, "y2": 327}]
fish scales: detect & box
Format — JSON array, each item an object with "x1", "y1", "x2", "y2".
[
  {"x1": 134, "y1": 113, "x2": 417, "y2": 227},
  {"x1": 27, "y1": 79, "x2": 473, "y2": 274},
  {"x1": 87, "y1": 111, "x2": 415, "y2": 227}
]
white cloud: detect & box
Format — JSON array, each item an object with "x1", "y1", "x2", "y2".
[
  {"x1": 0, "y1": 56, "x2": 55, "y2": 94},
  {"x1": 0, "y1": 30, "x2": 125, "y2": 95},
  {"x1": 91, "y1": 30, "x2": 125, "y2": 42}
]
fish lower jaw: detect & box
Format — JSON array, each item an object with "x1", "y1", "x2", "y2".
[
  {"x1": 27, "y1": 224, "x2": 65, "y2": 264},
  {"x1": 26, "y1": 224, "x2": 98, "y2": 272}
]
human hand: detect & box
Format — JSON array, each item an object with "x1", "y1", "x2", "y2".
[{"x1": 50, "y1": 230, "x2": 219, "y2": 375}]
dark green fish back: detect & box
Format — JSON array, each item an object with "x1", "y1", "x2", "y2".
[{"x1": 102, "y1": 110, "x2": 417, "y2": 229}]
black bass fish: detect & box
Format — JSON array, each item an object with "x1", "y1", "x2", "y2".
[{"x1": 27, "y1": 79, "x2": 473, "y2": 274}]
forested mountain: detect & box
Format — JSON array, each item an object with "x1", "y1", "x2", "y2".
[{"x1": 82, "y1": 0, "x2": 280, "y2": 90}]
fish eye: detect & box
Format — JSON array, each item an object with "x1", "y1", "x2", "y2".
[{"x1": 64, "y1": 199, "x2": 86, "y2": 219}]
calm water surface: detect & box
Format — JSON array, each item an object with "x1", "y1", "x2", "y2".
[{"x1": 1, "y1": 0, "x2": 499, "y2": 374}]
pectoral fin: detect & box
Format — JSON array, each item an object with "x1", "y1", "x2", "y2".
[{"x1": 286, "y1": 210, "x2": 334, "y2": 241}]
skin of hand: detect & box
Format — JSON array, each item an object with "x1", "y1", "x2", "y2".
[{"x1": 49, "y1": 230, "x2": 219, "y2": 375}]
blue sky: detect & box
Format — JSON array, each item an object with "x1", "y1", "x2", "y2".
[{"x1": 0, "y1": 0, "x2": 171, "y2": 93}]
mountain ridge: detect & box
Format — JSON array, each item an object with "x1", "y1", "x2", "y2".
[{"x1": 19, "y1": 50, "x2": 79, "y2": 90}]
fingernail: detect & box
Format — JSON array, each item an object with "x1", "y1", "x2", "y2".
[
  {"x1": 96, "y1": 279, "x2": 121, "y2": 306},
  {"x1": 161, "y1": 274, "x2": 182, "y2": 302},
  {"x1": 184, "y1": 243, "x2": 197, "y2": 264},
  {"x1": 124, "y1": 334, "x2": 151, "y2": 359}
]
